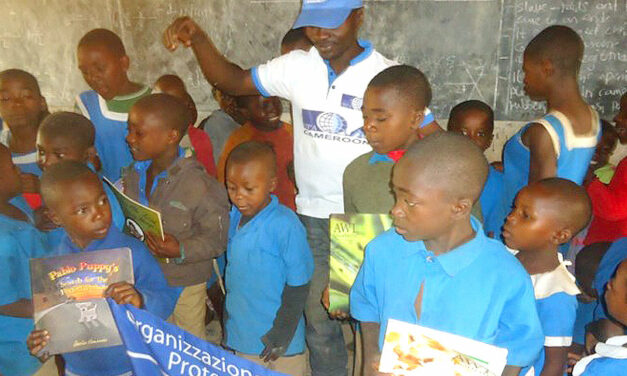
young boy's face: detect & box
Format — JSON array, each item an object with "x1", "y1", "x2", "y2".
[
  {"x1": 77, "y1": 44, "x2": 129, "y2": 101},
  {"x1": 390, "y1": 160, "x2": 456, "y2": 242},
  {"x1": 0, "y1": 147, "x2": 22, "y2": 198},
  {"x1": 242, "y1": 96, "x2": 282, "y2": 131},
  {"x1": 36, "y1": 133, "x2": 90, "y2": 171},
  {"x1": 591, "y1": 130, "x2": 618, "y2": 167},
  {"x1": 126, "y1": 106, "x2": 177, "y2": 161},
  {"x1": 0, "y1": 76, "x2": 46, "y2": 129},
  {"x1": 225, "y1": 158, "x2": 277, "y2": 218},
  {"x1": 363, "y1": 86, "x2": 422, "y2": 154},
  {"x1": 614, "y1": 95, "x2": 627, "y2": 145},
  {"x1": 502, "y1": 185, "x2": 562, "y2": 251},
  {"x1": 48, "y1": 175, "x2": 112, "y2": 248},
  {"x1": 522, "y1": 53, "x2": 548, "y2": 101},
  {"x1": 448, "y1": 109, "x2": 494, "y2": 152},
  {"x1": 605, "y1": 260, "x2": 627, "y2": 326}
]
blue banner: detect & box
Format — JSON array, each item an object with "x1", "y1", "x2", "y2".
[{"x1": 110, "y1": 303, "x2": 287, "y2": 376}]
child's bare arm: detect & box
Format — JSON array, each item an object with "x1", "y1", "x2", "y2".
[
  {"x1": 105, "y1": 281, "x2": 143, "y2": 308},
  {"x1": 361, "y1": 322, "x2": 391, "y2": 376},
  {"x1": 0, "y1": 299, "x2": 33, "y2": 318},
  {"x1": 163, "y1": 17, "x2": 258, "y2": 96},
  {"x1": 524, "y1": 123, "x2": 557, "y2": 183},
  {"x1": 501, "y1": 365, "x2": 521, "y2": 376},
  {"x1": 539, "y1": 346, "x2": 570, "y2": 376}
]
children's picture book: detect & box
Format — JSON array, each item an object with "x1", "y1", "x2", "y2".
[
  {"x1": 379, "y1": 319, "x2": 508, "y2": 376},
  {"x1": 103, "y1": 177, "x2": 164, "y2": 242},
  {"x1": 329, "y1": 213, "x2": 392, "y2": 312},
  {"x1": 30, "y1": 248, "x2": 134, "y2": 355}
]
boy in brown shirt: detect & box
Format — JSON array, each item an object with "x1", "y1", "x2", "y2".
[{"x1": 122, "y1": 93, "x2": 230, "y2": 339}]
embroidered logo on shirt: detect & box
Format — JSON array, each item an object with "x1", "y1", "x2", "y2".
[{"x1": 341, "y1": 94, "x2": 363, "y2": 111}]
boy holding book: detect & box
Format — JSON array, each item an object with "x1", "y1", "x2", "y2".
[
  {"x1": 350, "y1": 133, "x2": 544, "y2": 376},
  {"x1": 122, "y1": 94, "x2": 230, "y2": 339},
  {"x1": 27, "y1": 161, "x2": 177, "y2": 376}
]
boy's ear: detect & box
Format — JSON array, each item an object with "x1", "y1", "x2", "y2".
[
  {"x1": 410, "y1": 109, "x2": 425, "y2": 131},
  {"x1": 85, "y1": 146, "x2": 100, "y2": 168},
  {"x1": 552, "y1": 228, "x2": 572, "y2": 245},
  {"x1": 269, "y1": 175, "x2": 278, "y2": 193},
  {"x1": 451, "y1": 197, "x2": 473, "y2": 219},
  {"x1": 540, "y1": 58, "x2": 555, "y2": 78},
  {"x1": 46, "y1": 207, "x2": 63, "y2": 227},
  {"x1": 354, "y1": 8, "x2": 365, "y2": 29},
  {"x1": 120, "y1": 55, "x2": 131, "y2": 72},
  {"x1": 168, "y1": 128, "x2": 180, "y2": 145}
]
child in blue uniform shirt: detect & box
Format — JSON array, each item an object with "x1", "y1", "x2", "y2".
[
  {"x1": 35, "y1": 111, "x2": 124, "y2": 247},
  {"x1": 27, "y1": 162, "x2": 178, "y2": 376},
  {"x1": 0, "y1": 144, "x2": 49, "y2": 376},
  {"x1": 224, "y1": 141, "x2": 313, "y2": 375},
  {"x1": 493, "y1": 26, "x2": 601, "y2": 235},
  {"x1": 350, "y1": 133, "x2": 544, "y2": 376},
  {"x1": 573, "y1": 259, "x2": 627, "y2": 375},
  {"x1": 0, "y1": 69, "x2": 49, "y2": 209},
  {"x1": 503, "y1": 178, "x2": 591, "y2": 376},
  {"x1": 447, "y1": 100, "x2": 504, "y2": 237},
  {"x1": 75, "y1": 29, "x2": 151, "y2": 181}
]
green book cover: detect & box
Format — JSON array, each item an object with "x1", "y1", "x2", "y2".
[
  {"x1": 329, "y1": 213, "x2": 393, "y2": 312},
  {"x1": 103, "y1": 177, "x2": 164, "y2": 243}
]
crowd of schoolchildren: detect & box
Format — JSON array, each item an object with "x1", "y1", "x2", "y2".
[{"x1": 1, "y1": 1, "x2": 626, "y2": 376}]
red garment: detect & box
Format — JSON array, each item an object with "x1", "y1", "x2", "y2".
[
  {"x1": 22, "y1": 193, "x2": 42, "y2": 210},
  {"x1": 187, "y1": 124, "x2": 217, "y2": 177},
  {"x1": 585, "y1": 157, "x2": 627, "y2": 245},
  {"x1": 218, "y1": 122, "x2": 296, "y2": 210},
  {"x1": 386, "y1": 149, "x2": 407, "y2": 162}
]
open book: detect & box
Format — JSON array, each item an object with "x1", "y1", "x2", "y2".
[
  {"x1": 30, "y1": 248, "x2": 134, "y2": 354},
  {"x1": 103, "y1": 177, "x2": 164, "y2": 242},
  {"x1": 379, "y1": 319, "x2": 508, "y2": 376},
  {"x1": 329, "y1": 214, "x2": 392, "y2": 312}
]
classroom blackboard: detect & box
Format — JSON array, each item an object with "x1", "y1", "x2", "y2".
[{"x1": 0, "y1": 0, "x2": 624, "y2": 121}]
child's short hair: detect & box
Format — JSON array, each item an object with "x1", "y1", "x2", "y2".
[
  {"x1": 78, "y1": 28, "x2": 126, "y2": 57},
  {"x1": 0, "y1": 69, "x2": 42, "y2": 95},
  {"x1": 368, "y1": 65, "x2": 432, "y2": 109},
  {"x1": 525, "y1": 25, "x2": 584, "y2": 77},
  {"x1": 448, "y1": 100, "x2": 494, "y2": 131},
  {"x1": 39, "y1": 112, "x2": 95, "y2": 150},
  {"x1": 575, "y1": 242, "x2": 612, "y2": 299},
  {"x1": 402, "y1": 132, "x2": 488, "y2": 202},
  {"x1": 280, "y1": 28, "x2": 312, "y2": 54},
  {"x1": 40, "y1": 161, "x2": 97, "y2": 207},
  {"x1": 534, "y1": 178, "x2": 592, "y2": 234},
  {"x1": 133, "y1": 93, "x2": 190, "y2": 137},
  {"x1": 226, "y1": 141, "x2": 277, "y2": 176}
]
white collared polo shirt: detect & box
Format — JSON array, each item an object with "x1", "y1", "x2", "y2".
[{"x1": 252, "y1": 40, "x2": 433, "y2": 218}]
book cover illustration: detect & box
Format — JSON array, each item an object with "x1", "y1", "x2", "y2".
[
  {"x1": 379, "y1": 319, "x2": 508, "y2": 376},
  {"x1": 103, "y1": 177, "x2": 164, "y2": 242},
  {"x1": 329, "y1": 213, "x2": 392, "y2": 312},
  {"x1": 30, "y1": 248, "x2": 134, "y2": 355}
]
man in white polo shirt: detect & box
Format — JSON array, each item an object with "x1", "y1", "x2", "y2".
[{"x1": 164, "y1": 1, "x2": 439, "y2": 374}]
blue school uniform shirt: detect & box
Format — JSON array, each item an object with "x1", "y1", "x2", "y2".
[
  {"x1": 12, "y1": 150, "x2": 42, "y2": 176},
  {"x1": 572, "y1": 336, "x2": 627, "y2": 375},
  {"x1": 480, "y1": 165, "x2": 504, "y2": 237},
  {"x1": 522, "y1": 259, "x2": 580, "y2": 375},
  {"x1": 350, "y1": 217, "x2": 544, "y2": 367},
  {"x1": 0, "y1": 214, "x2": 49, "y2": 376},
  {"x1": 593, "y1": 237, "x2": 627, "y2": 321},
  {"x1": 76, "y1": 90, "x2": 134, "y2": 182},
  {"x1": 493, "y1": 110, "x2": 600, "y2": 235},
  {"x1": 225, "y1": 195, "x2": 314, "y2": 356},
  {"x1": 56, "y1": 226, "x2": 179, "y2": 376}
]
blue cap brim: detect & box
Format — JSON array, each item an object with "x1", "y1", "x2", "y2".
[{"x1": 292, "y1": 8, "x2": 353, "y2": 29}]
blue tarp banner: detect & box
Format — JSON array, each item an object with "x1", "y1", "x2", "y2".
[{"x1": 110, "y1": 303, "x2": 287, "y2": 376}]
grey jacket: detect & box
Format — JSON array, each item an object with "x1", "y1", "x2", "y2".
[{"x1": 122, "y1": 157, "x2": 230, "y2": 286}]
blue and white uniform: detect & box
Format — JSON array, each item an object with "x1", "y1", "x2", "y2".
[
  {"x1": 522, "y1": 257, "x2": 580, "y2": 376},
  {"x1": 494, "y1": 110, "x2": 600, "y2": 233},
  {"x1": 350, "y1": 218, "x2": 544, "y2": 367},
  {"x1": 572, "y1": 336, "x2": 627, "y2": 375}
]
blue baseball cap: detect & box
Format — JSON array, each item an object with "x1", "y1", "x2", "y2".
[{"x1": 293, "y1": 0, "x2": 363, "y2": 29}]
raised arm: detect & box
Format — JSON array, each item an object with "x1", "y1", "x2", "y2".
[{"x1": 163, "y1": 17, "x2": 259, "y2": 96}]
